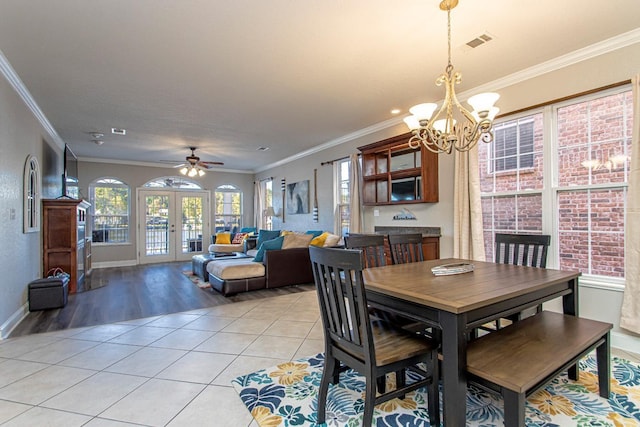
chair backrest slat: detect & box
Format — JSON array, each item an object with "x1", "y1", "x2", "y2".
[
  {"x1": 388, "y1": 233, "x2": 424, "y2": 264},
  {"x1": 310, "y1": 246, "x2": 373, "y2": 359},
  {"x1": 344, "y1": 234, "x2": 387, "y2": 268},
  {"x1": 494, "y1": 233, "x2": 550, "y2": 268}
]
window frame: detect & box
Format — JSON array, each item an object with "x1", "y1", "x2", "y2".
[
  {"x1": 480, "y1": 84, "x2": 631, "y2": 289},
  {"x1": 334, "y1": 157, "x2": 351, "y2": 236},
  {"x1": 89, "y1": 177, "x2": 131, "y2": 245},
  {"x1": 215, "y1": 184, "x2": 243, "y2": 233}
]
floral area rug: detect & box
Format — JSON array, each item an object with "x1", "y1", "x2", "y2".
[
  {"x1": 232, "y1": 353, "x2": 640, "y2": 426},
  {"x1": 181, "y1": 270, "x2": 211, "y2": 289}
]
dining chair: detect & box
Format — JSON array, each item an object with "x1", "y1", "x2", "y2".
[
  {"x1": 309, "y1": 246, "x2": 440, "y2": 427},
  {"x1": 479, "y1": 233, "x2": 551, "y2": 335},
  {"x1": 388, "y1": 233, "x2": 424, "y2": 264},
  {"x1": 343, "y1": 234, "x2": 387, "y2": 268}
]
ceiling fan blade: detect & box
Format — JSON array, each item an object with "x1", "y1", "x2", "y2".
[
  {"x1": 199, "y1": 161, "x2": 224, "y2": 168},
  {"x1": 172, "y1": 163, "x2": 188, "y2": 168}
]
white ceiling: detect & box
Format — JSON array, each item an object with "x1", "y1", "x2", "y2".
[{"x1": 1, "y1": 0, "x2": 639, "y2": 172}]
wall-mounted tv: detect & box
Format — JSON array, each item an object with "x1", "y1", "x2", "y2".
[{"x1": 62, "y1": 144, "x2": 79, "y2": 199}]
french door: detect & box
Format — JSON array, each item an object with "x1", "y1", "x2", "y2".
[{"x1": 138, "y1": 190, "x2": 210, "y2": 264}]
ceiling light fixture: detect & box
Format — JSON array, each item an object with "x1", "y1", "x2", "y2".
[
  {"x1": 403, "y1": 0, "x2": 500, "y2": 154},
  {"x1": 180, "y1": 165, "x2": 206, "y2": 177}
]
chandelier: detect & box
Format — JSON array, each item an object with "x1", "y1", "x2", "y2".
[
  {"x1": 179, "y1": 165, "x2": 206, "y2": 177},
  {"x1": 403, "y1": 0, "x2": 500, "y2": 154}
]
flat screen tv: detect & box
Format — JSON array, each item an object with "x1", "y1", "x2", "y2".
[{"x1": 62, "y1": 144, "x2": 79, "y2": 198}]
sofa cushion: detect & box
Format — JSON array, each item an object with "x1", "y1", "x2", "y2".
[
  {"x1": 215, "y1": 232, "x2": 232, "y2": 244},
  {"x1": 253, "y1": 236, "x2": 284, "y2": 262},
  {"x1": 257, "y1": 229, "x2": 281, "y2": 248},
  {"x1": 209, "y1": 243, "x2": 244, "y2": 253},
  {"x1": 281, "y1": 233, "x2": 313, "y2": 249},
  {"x1": 240, "y1": 227, "x2": 257, "y2": 234},
  {"x1": 207, "y1": 258, "x2": 265, "y2": 280}
]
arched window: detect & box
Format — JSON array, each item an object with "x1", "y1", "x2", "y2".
[
  {"x1": 143, "y1": 176, "x2": 202, "y2": 189},
  {"x1": 215, "y1": 184, "x2": 242, "y2": 233},
  {"x1": 23, "y1": 155, "x2": 40, "y2": 233},
  {"x1": 89, "y1": 178, "x2": 130, "y2": 244}
]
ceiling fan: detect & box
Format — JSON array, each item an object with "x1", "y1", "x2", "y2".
[{"x1": 173, "y1": 147, "x2": 223, "y2": 177}]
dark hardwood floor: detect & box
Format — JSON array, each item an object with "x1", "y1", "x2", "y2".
[{"x1": 10, "y1": 262, "x2": 315, "y2": 338}]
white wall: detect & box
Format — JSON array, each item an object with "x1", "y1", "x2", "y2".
[{"x1": 0, "y1": 74, "x2": 63, "y2": 338}]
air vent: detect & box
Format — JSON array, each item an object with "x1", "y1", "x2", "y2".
[
  {"x1": 257, "y1": 146, "x2": 270, "y2": 151},
  {"x1": 111, "y1": 128, "x2": 126, "y2": 135},
  {"x1": 466, "y1": 33, "x2": 493, "y2": 49}
]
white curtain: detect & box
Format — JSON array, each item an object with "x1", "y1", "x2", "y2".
[
  {"x1": 453, "y1": 145, "x2": 486, "y2": 261},
  {"x1": 254, "y1": 180, "x2": 265, "y2": 230},
  {"x1": 620, "y1": 74, "x2": 640, "y2": 334},
  {"x1": 348, "y1": 153, "x2": 362, "y2": 234}
]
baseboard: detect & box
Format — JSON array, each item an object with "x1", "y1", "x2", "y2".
[
  {"x1": 612, "y1": 331, "x2": 640, "y2": 355},
  {"x1": 0, "y1": 303, "x2": 29, "y2": 340},
  {"x1": 92, "y1": 260, "x2": 138, "y2": 269}
]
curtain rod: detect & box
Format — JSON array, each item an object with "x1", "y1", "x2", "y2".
[
  {"x1": 321, "y1": 154, "x2": 360, "y2": 166},
  {"x1": 254, "y1": 176, "x2": 273, "y2": 184}
]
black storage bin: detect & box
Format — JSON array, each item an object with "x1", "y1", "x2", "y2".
[{"x1": 28, "y1": 276, "x2": 69, "y2": 311}]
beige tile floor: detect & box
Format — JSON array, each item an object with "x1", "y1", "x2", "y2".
[
  {"x1": 1, "y1": 289, "x2": 639, "y2": 427},
  {"x1": 0, "y1": 291, "x2": 323, "y2": 427}
]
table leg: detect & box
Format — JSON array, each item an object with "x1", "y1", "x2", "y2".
[
  {"x1": 563, "y1": 277, "x2": 580, "y2": 380},
  {"x1": 440, "y1": 312, "x2": 467, "y2": 427}
]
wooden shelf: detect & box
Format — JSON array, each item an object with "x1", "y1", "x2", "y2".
[{"x1": 358, "y1": 132, "x2": 438, "y2": 205}]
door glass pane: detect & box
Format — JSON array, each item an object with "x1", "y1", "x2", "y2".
[
  {"x1": 182, "y1": 196, "x2": 204, "y2": 253},
  {"x1": 145, "y1": 195, "x2": 169, "y2": 255}
]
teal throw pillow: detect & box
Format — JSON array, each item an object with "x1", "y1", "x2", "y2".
[
  {"x1": 253, "y1": 236, "x2": 284, "y2": 263},
  {"x1": 257, "y1": 229, "x2": 281, "y2": 248},
  {"x1": 240, "y1": 227, "x2": 257, "y2": 234},
  {"x1": 305, "y1": 230, "x2": 324, "y2": 238}
]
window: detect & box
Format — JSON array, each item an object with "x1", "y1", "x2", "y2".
[
  {"x1": 336, "y1": 158, "x2": 351, "y2": 235},
  {"x1": 263, "y1": 179, "x2": 273, "y2": 229},
  {"x1": 23, "y1": 155, "x2": 40, "y2": 233},
  {"x1": 89, "y1": 178, "x2": 130, "y2": 244},
  {"x1": 556, "y1": 90, "x2": 631, "y2": 277},
  {"x1": 479, "y1": 87, "x2": 632, "y2": 281},
  {"x1": 490, "y1": 119, "x2": 535, "y2": 173},
  {"x1": 215, "y1": 184, "x2": 242, "y2": 233}
]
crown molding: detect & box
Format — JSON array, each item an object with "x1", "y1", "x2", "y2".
[
  {"x1": 0, "y1": 49, "x2": 65, "y2": 150},
  {"x1": 80, "y1": 156, "x2": 253, "y2": 174}
]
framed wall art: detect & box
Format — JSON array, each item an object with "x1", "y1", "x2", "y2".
[{"x1": 286, "y1": 180, "x2": 310, "y2": 214}]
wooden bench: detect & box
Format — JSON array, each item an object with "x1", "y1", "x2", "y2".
[{"x1": 466, "y1": 311, "x2": 612, "y2": 427}]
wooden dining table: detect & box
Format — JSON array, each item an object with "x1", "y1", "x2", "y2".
[{"x1": 362, "y1": 258, "x2": 581, "y2": 427}]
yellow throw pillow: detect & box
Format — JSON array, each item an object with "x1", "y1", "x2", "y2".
[
  {"x1": 310, "y1": 232, "x2": 329, "y2": 247},
  {"x1": 216, "y1": 232, "x2": 232, "y2": 244}
]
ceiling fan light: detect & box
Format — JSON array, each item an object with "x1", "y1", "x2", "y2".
[
  {"x1": 179, "y1": 167, "x2": 188, "y2": 175},
  {"x1": 187, "y1": 167, "x2": 198, "y2": 177},
  {"x1": 198, "y1": 169, "x2": 205, "y2": 177},
  {"x1": 409, "y1": 103, "x2": 438, "y2": 121}
]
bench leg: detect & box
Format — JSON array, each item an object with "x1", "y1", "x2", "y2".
[
  {"x1": 596, "y1": 332, "x2": 611, "y2": 399},
  {"x1": 502, "y1": 389, "x2": 525, "y2": 427}
]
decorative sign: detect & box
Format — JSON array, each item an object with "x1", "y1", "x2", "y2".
[{"x1": 393, "y1": 208, "x2": 417, "y2": 220}]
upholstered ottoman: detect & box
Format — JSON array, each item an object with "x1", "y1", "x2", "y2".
[
  {"x1": 206, "y1": 258, "x2": 266, "y2": 296},
  {"x1": 28, "y1": 277, "x2": 69, "y2": 311}
]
